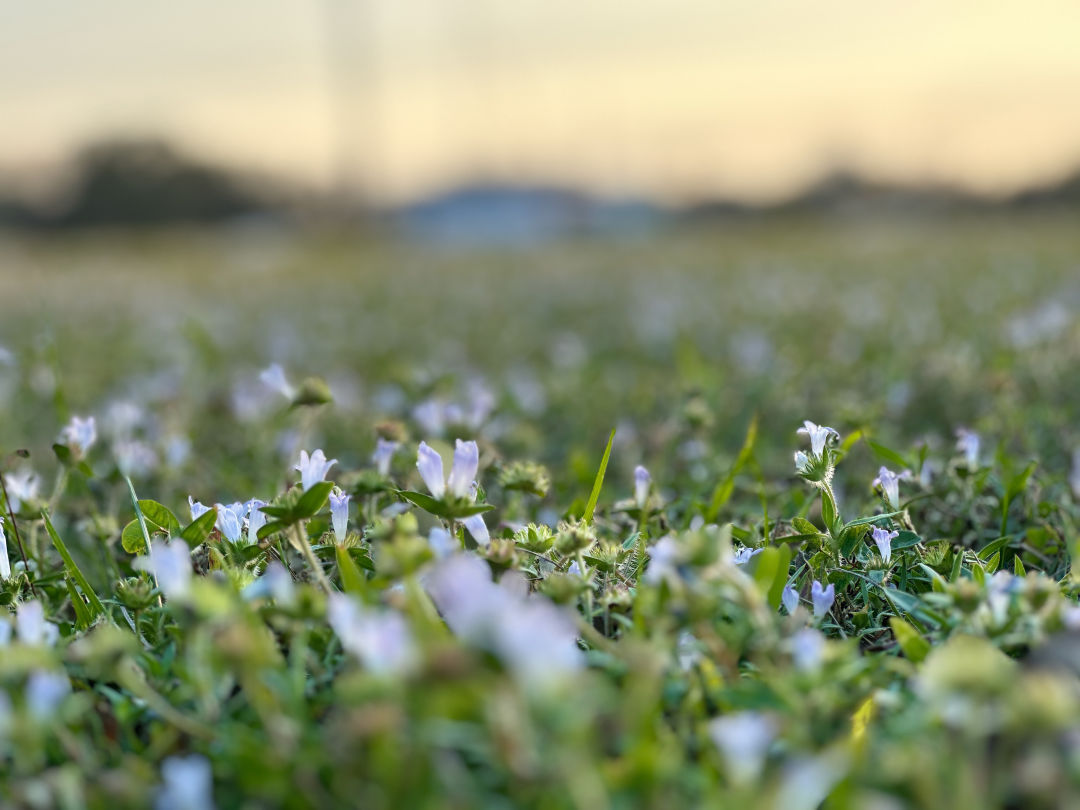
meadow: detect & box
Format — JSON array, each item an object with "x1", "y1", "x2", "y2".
[{"x1": 0, "y1": 213, "x2": 1079, "y2": 808}]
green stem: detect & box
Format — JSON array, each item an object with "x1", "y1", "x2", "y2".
[{"x1": 293, "y1": 522, "x2": 333, "y2": 593}]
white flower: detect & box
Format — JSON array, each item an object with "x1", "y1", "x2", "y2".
[
  {"x1": 634, "y1": 465, "x2": 652, "y2": 509},
  {"x1": 643, "y1": 536, "x2": 680, "y2": 585},
  {"x1": 872, "y1": 466, "x2": 910, "y2": 511},
  {"x1": 427, "y1": 527, "x2": 457, "y2": 558},
  {"x1": 811, "y1": 580, "x2": 835, "y2": 619},
  {"x1": 15, "y1": 600, "x2": 58, "y2": 646},
  {"x1": 246, "y1": 499, "x2": 268, "y2": 540},
  {"x1": 793, "y1": 450, "x2": 813, "y2": 476},
  {"x1": 327, "y1": 594, "x2": 418, "y2": 676},
  {"x1": 732, "y1": 546, "x2": 764, "y2": 566},
  {"x1": 156, "y1": 754, "x2": 216, "y2": 810},
  {"x1": 295, "y1": 449, "x2": 337, "y2": 491},
  {"x1": 871, "y1": 526, "x2": 899, "y2": 564},
  {"x1": 708, "y1": 712, "x2": 775, "y2": 784},
  {"x1": 416, "y1": 439, "x2": 479, "y2": 501},
  {"x1": 242, "y1": 561, "x2": 295, "y2": 605},
  {"x1": 215, "y1": 502, "x2": 246, "y2": 543},
  {"x1": 790, "y1": 628, "x2": 825, "y2": 672},
  {"x1": 329, "y1": 487, "x2": 350, "y2": 544},
  {"x1": 134, "y1": 542, "x2": 193, "y2": 601},
  {"x1": 25, "y1": 670, "x2": 69, "y2": 719},
  {"x1": 4, "y1": 468, "x2": 39, "y2": 512},
  {"x1": 372, "y1": 439, "x2": 399, "y2": 476},
  {"x1": 60, "y1": 415, "x2": 97, "y2": 455},
  {"x1": 567, "y1": 559, "x2": 582, "y2": 576},
  {"x1": 259, "y1": 363, "x2": 295, "y2": 400},
  {"x1": 956, "y1": 428, "x2": 981, "y2": 468},
  {"x1": 188, "y1": 497, "x2": 213, "y2": 522},
  {"x1": 797, "y1": 421, "x2": 840, "y2": 460},
  {"x1": 0, "y1": 517, "x2": 10, "y2": 580},
  {"x1": 782, "y1": 584, "x2": 800, "y2": 615}
]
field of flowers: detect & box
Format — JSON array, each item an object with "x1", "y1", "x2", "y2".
[{"x1": 0, "y1": 215, "x2": 1079, "y2": 808}]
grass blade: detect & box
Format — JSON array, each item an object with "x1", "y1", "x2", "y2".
[
  {"x1": 582, "y1": 428, "x2": 616, "y2": 523},
  {"x1": 42, "y1": 508, "x2": 105, "y2": 619}
]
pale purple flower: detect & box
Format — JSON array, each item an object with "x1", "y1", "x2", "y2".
[
  {"x1": 871, "y1": 526, "x2": 899, "y2": 563},
  {"x1": 782, "y1": 584, "x2": 800, "y2": 615},
  {"x1": 0, "y1": 517, "x2": 9, "y2": 580},
  {"x1": 462, "y1": 513, "x2": 490, "y2": 546},
  {"x1": 732, "y1": 546, "x2": 764, "y2": 567},
  {"x1": 797, "y1": 421, "x2": 840, "y2": 460},
  {"x1": 15, "y1": 600, "x2": 58, "y2": 646},
  {"x1": 811, "y1": 580, "x2": 835, "y2": 619},
  {"x1": 709, "y1": 712, "x2": 775, "y2": 784},
  {"x1": 188, "y1": 496, "x2": 213, "y2": 522},
  {"x1": 259, "y1": 363, "x2": 295, "y2": 400},
  {"x1": 215, "y1": 502, "x2": 246, "y2": 543},
  {"x1": 246, "y1": 498, "x2": 268, "y2": 539},
  {"x1": 60, "y1": 415, "x2": 97, "y2": 455},
  {"x1": 956, "y1": 428, "x2": 981, "y2": 468},
  {"x1": 634, "y1": 465, "x2": 652, "y2": 509},
  {"x1": 372, "y1": 439, "x2": 399, "y2": 476},
  {"x1": 643, "y1": 536, "x2": 680, "y2": 585},
  {"x1": 790, "y1": 628, "x2": 825, "y2": 672},
  {"x1": 295, "y1": 449, "x2": 337, "y2": 491},
  {"x1": 416, "y1": 442, "x2": 446, "y2": 498},
  {"x1": 446, "y1": 439, "x2": 480, "y2": 499},
  {"x1": 327, "y1": 593, "x2": 418, "y2": 676},
  {"x1": 156, "y1": 754, "x2": 215, "y2": 810},
  {"x1": 427, "y1": 527, "x2": 457, "y2": 558},
  {"x1": 872, "y1": 466, "x2": 910, "y2": 510},
  {"x1": 134, "y1": 541, "x2": 193, "y2": 601},
  {"x1": 329, "y1": 487, "x2": 350, "y2": 544},
  {"x1": 25, "y1": 670, "x2": 69, "y2": 719},
  {"x1": 567, "y1": 559, "x2": 582, "y2": 576},
  {"x1": 413, "y1": 400, "x2": 447, "y2": 436},
  {"x1": 3, "y1": 468, "x2": 39, "y2": 512},
  {"x1": 793, "y1": 450, "x2": 813, "y2": 476},
  {"x1": 242, "y1": 561, "x2": 294, "y2": 605}
]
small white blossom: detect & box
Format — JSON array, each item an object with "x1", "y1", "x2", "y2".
[
  {"x1": 134, "y1": 541, "x2": 193, "y2": 601},
  {"x1": 643, "y1": 536, "x2": 679, "y2": 585},
  {"x1": 259, "y1": 363, "x2": 295, "y2": 400},
  {"x1": 156, "y1": 754, "x2": 215, "y2": 810},
  {"x1": 16, "y1": 600, "x2": 58, "y2": 646},
  {"x1": 782, "y1": 584, "x2": 800, "y2": 615},
  {"x1": 427, "y1": 527, "x2": 457, "y2": 558},
  {"x1": 246, "y1": 498, "x2": 268, "y2": 540},
  {"x1": 329, "y1": 487, "x2": 350, "y2": 544},
  {"x1": 0, "y1": 517, "x2": 10, "y2": 580},
  {"x1": 215, "y1": 502, "x2": 246, "y2": 543},
  {"x1": 188, "y1": 497, "x2": 213, "y2": 522},
  {"x1": 4, "y1": 468, "x2": 39, "y2": 512},
  {"x1": 327, "y1": 594, "x2": 418, "y2": 676},
  {"x1": 372, "y1": 439, "x2": 399, "y2": 476},
  {"x1": 60, "y1": 415, "x2": 97, "y2": 455},
  {"x1": 793, "y1": 450, "x2": 812, "y2": 476},
  {"x1": 956, "y1": 428, "x2": 981, "y2": 468},
  {"x1": 872, "y1": 466, "x2": 910, "y2": 511},
  {"x1": 732, "y1": 546, "x2": 764, "y2": 566},
  {"x1": 811, "y1": 580, "x2": 835, "y2": 619},
  {"x1": 709, "y1": 712, "x2": 775, "y2": 785},
  {"x1": 634, "y1": 465, "x2": 652, "y2": 509},
  {"x1": 797, "y1": 421, "x2": 840, "y2": 460},
  {"x1": 416, "y1": 440, "x2": 480, "y2": 501},
  {"x1": 871, "y1": 526, "x2": 899, "y2": 564},
  {"x1": 462, "y1": 513, "x2": 490, "y2": 546},
  {"x1": 416, "y1": 442, "x2": 446, "y2": 498},
  {"x1": 295, "y1": 449, "x2": 337, "y2": 491}
]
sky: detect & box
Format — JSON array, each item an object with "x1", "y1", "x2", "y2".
[{"x1": 4, "y1": 0, "x2": 1080, "y2": 204}]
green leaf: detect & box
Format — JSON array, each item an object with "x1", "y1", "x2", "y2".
[
  {"x1": 336, "y1": 545, "x2": 367, "y2": 593},
  {"x1": 257, "y1": 520, "x2": 290, "y2": 541},
  {"x1": 889, "y1": 617, "x2": 930, "y2": 662},
  {"x1": 121, "y1": 519, "x2": 154, "y2": 554},
  {"x1": 396, "y1": 490, "x2": 495, "y2": 520},
  {"x1": 1013, "y1": 555, "x2": 1026, "y2": 576},
  {"x1": 978, "y1": 535, "x2": 1013, "y2": 560},
  {"x1": 891, "y1": 531, "x2": 923, "y2": 551},
  {"x1": 582, "y1": 428, "x2": 616, "y2": 523},
  {"x1": 867, "y1": 440, "x2": 910, "y2": 472},
  {"x1": 748, "y1": 546, "x2": 780, "y2": 594},
  {"x1": 791, "y1": 517, "x2": 819, "y2": 535},
  {"x1": 766, "y1": 544, "x2": 793, "y2": 609},
  {"x1": 706, "y1": 415, "x2": 758, "y2": 522},
  {"x1": 66, "y1": 578, "x2": 92, "y2": 629},
  {"x1": 294, "y1": 481, "x2": 335, "y2": 520},
  {"x1": 42, "y1": 509, "x2": 105, "y2": 619},
  {"x1": 882, "y1": 587, "x2": 920, "y2": 615},
  {"x1": 137, "y1": 500, "x2": 181, "y2": 535},
  {"x1": 180, "y1": 507, "x2": 219, "y2": 545}
]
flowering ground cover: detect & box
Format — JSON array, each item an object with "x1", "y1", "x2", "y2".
[{"x1": 0, "y1": 217, "x2": 1079, "y2": 808}]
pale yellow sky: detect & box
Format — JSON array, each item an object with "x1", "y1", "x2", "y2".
[{"x1": 4, "y1": 0, "x2": 1080, "y2": 203}]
